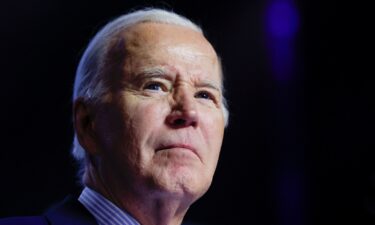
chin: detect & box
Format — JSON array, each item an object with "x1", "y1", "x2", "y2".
[{"x1": 153, "y1": 168, "x2": 213, "y2": 202}]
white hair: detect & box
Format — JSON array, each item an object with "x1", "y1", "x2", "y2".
[{"x1": 72, "y1": 8, "x2": 229, "y2": 170}]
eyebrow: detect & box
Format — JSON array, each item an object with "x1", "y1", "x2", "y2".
[
  {"x1": 196, "y1": 80, "x2": 221, "y2": 93},
  {"x1": 136, "y1": 67, "x2": 170, "y2": 78},
  {"x1": 134, "y1": 67, "x2": 172, "y2": 80},
  {"x1": 134, "y1": 66, "x2": 222, "y2": 93}
]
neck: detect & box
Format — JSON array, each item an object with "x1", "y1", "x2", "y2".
[
  {"x1": 123, "y1": 193, "x2": 191, "y2": 225},
  {"x1": 84, "y1": 163, "x2": 193, "y2": 225}
]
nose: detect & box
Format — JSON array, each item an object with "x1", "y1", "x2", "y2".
[{"x1": 166, "y1": 87, "x2": 198, "y2": 128}]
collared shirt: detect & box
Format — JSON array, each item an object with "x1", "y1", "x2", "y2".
[{"x1": 78, "y1": 187, "x2": 140, "y2": 225}]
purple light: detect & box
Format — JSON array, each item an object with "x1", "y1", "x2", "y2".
[
  {"x1": 264, "y1": 0, "x2": 300, "y2": 81},
  {"x1": 266, "y1": 1, "x2": 299, "y2": 39}
]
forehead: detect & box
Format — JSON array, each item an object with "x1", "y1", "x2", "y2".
[
  {"x1": 117, "y1": 22, "x2": 221, "y2": 81},
  {"x1": 123, "y1": 22, "x2": 215, "y2": 53}
]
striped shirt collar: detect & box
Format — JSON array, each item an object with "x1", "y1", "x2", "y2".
[{"x1": 78, "y1": 187, "x2": 140, "y2": 225}]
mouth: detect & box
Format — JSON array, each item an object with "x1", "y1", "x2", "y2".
[{"x1": 156, "y1": 143, "x2": 199, "y2": 158}]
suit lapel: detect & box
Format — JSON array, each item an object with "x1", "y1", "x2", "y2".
[{"x1": 44, "y1": 195, "x2": 98, "y2": 225}]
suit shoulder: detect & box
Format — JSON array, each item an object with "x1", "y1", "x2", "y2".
[{"x1": 0, "y1": 216, "x2": 48, "y2": 225}]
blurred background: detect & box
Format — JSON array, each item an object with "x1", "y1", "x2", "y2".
[{"x1": 0, "y1": 0, "x2": 372, "y2": 224}]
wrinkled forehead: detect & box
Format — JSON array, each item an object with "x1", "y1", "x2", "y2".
[
  {"x1": 102, "y1": 22, "x2": 222, "y2": 90},
  {"x1": 121, "y1": 22, "x2": 221, "y2": 76},
  {"x1": 123, "y1": 22, "x2": 216, "y2": 52}
]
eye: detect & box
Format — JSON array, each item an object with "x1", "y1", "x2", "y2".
[
  {"x1": 144, "y1": 82, "x2": 164, "y2": 91},
  {"x1": 195, "y1": 91, "x2": 215, "y2": 101}
]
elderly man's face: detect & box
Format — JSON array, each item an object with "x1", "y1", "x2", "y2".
[{"x1": 92, "y1": 22, "x2": 225, "y2": 201}]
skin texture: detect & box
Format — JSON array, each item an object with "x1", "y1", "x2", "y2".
[{"x1": 74, "y1": 22, "x2": 225, "y2": 225}]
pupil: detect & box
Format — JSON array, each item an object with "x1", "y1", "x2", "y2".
[
  {"x1": 148, "y1": 84, "x2": 159, "y2": 90},
  {"x1": 200, "y1": 92, "x2": 208, "y2": 98}
]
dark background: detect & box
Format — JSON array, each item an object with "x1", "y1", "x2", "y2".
[{"x1": 0, "y1": 0, "x2": 372, "y2": 225}]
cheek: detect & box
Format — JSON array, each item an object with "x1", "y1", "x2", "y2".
[
  {"x1": 202, "y1": 109, "x2": 225, "y2": 146},
  {"x1": 200, "y1": 109, "x2": 225, "y2": 164},
  {"x1": 127, "y1": 98, "x2": 169, "y2": 133},
  {"x1": 100, "y1": 98, "x2": 169, "y2": 171},
  {"x1": 123, "y1": 97, "x2": 170, "y2": 155}
]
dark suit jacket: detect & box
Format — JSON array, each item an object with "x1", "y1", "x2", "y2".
[
  {"x1": 0, "y1": 196, "x2": 203, "y2": 225},
  {"x1": 0, "y1": 196, "x2": 98, "y2": 225}
]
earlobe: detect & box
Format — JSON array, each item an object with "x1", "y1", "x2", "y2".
[{"x1": 73, "y1": 98, "x2": 99, "y2": 155}]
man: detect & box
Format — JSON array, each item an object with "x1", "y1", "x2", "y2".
[{"x1": 0, "y1": 8, "x2": 229, "y2": 225}]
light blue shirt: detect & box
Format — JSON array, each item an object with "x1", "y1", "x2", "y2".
[{"x1": 79, "y1": 187, "x2": 140, "y2": 225}]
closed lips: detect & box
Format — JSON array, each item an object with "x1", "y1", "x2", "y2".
[{"x1": 156, "y1": 143, "x2": 199, "y2": 157}]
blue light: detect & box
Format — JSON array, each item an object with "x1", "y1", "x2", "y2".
[
  {"x1": 264, "y1": 0, "x2": 300, "y2": 81},
  {"x1": 266, "y1": 1, "x2": 299, "y2": 39}
]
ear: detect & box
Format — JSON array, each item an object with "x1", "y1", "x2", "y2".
[{"x1": 73, "y1": 98, "x2": 100, "y2": 156}]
